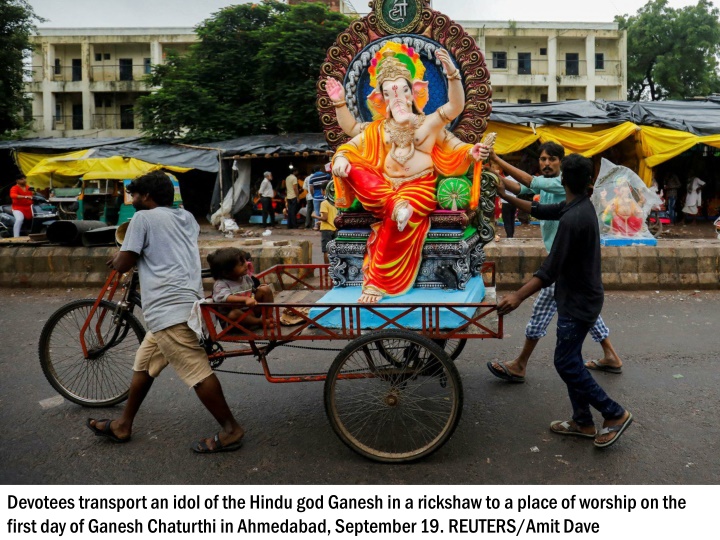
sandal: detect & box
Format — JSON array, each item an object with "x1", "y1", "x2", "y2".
[
  {"x1": 550, "y1": 420, "x2": 596, "y2": 438},
  {"x1": 192, "y1": 433, "x2": 243, "y2": 454}
]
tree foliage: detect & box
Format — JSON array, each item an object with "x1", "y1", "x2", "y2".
[
  {"x1": 0, "y1": 0, "x2": 43, "y2": 137},
  {"x1": 137, "y1": 1, "x2": 351, "y2": 142},
  {"x1": 617, "y1": 0, "x2": 720, "y2": 101}
]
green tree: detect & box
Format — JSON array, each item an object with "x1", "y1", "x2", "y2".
[
  {"x1": 137, "y1": 1, "x2": 351, "y2": 142},
  {"x1": 617, "y1": 0, "x2": 720, "y2": 100},
  {"x1": 0, "y1": 0, "x2": 43, "y2": 137}
]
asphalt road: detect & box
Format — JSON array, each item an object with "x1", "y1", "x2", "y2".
[{"x1": 0, "y1": 287, "x2": 717, "y2": 485}]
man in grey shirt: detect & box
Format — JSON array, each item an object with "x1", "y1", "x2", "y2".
[{"x1": 87, "y1": 171, "x2": 244, "y2": 453}]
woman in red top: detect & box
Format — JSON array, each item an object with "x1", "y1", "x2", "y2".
[{"x1": 9, "y1": 176, "x2": 33, "y2": 237}]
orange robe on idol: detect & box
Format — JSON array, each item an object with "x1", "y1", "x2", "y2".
[{"x1": 333, "y1": 119, "x2": 474, "y2": 297}]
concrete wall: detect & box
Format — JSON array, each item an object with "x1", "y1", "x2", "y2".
[{"x1": 0, "y1": 239, "x2": 313, "y2": 289}]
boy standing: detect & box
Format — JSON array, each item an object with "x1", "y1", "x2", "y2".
[
  {"x1": 496, "y1": 154, "x2": 632, "y2": 448},
  {"x1": 312, "y1": 186, "x2": 337, "y2": 264}
]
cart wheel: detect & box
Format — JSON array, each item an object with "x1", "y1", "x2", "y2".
[
  {"x1": 38, "y1": 299, "x2": 144, "y2": 407},
  {"x1": 433, "y1": 338, "x2": 467, "y2": 361},
  {"x1": 324, "y1": 329, "x2": 463, "y2": 463}
]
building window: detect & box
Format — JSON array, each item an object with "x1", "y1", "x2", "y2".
[
  {"x1": 144, "y1": 58, "x2": 152, "y2": 74},
  {"x1": 540, "y1": 93, "x2": 548, "y2": 103},
  {"x1": 518, "y1": 53, "x2": 531, "y2": 75},
  {"x1": 54, "y1": 59, "x2": 61, "y2": 75},
  {"x1": 105, "y1": 98, "x2": 112, "y2": 107},
  {"x1": 55, "y1": 103, "x2": 63, "y2": 121},
  {"x1": 119, "y1": 59, "x2": 133, "y2": 81},
  {"x1": 566, "y1": 53, "x2": 579, "y2": 76},
  {"x1": 72, "y1": 59, "x2": 81, "y2": 82},
  {"x1": 493, "y1": 98, "x2": 506, "y2": 103},
  {"x1": 540, "y1": 47, "x2": 547, "y2": 56},
  {"x1": 595, "y1": 53, "x2": 605, "y2": 70},
  {"x1": 492, "y1": 52, "x2": 507, "y2": 69},
  {"x1": 95, "y1": 53, "x2": 102, "y2": 61},
  {"x1": 120, "y1": 105, "x2": 134, "y2": 129},
  {"x1": 518, "y1": 99, "x2": 532, "y2": 104},
  {"x1": 94, "y1": 95, "x2": 103, "y2": 108},
  {"x1": 104, "y1": 53, "x2": 111, "y2": 60}
]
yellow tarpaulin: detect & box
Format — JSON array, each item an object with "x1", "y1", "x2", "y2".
[
  {"x1": 15, "y1": 150, "x2": 90, "y2": 188},
  {"x1": 486, "y1": 121, "x2": 639, "y2": 158},
  {"x1": 25, "y1": 155, "x2": 191, "y2": 189}
]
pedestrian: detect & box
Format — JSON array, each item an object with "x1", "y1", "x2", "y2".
[
  {"x1": 9, "y1": 175, "x2": 33, "y2": 237},
  {"x1": 258, "y1": 171, "x2": 275, "y2": 227},
  {"x1": 312, "y1": 185, "x2": 337, "y2": 264},
  {"x1": 304, "y1": 166, "x2": 331, "y2": 230},
  {"x1": 682, "y1": 173, "x2": 706, "y2": 224},
  {"x1": 486, "y1": 142, "x2": 622, "y2": 382},
  {"x1": 496, "y1": 154, "x2": 633, "y2": 448},
  {"x1": 489, "y1": 161, "x2": 518, "y2": 238},
  {"x1": 285, "y1": 168, "x2": 299, "y2": 229},
  {"x1": 86, "y1": 171, "x2": 245, "y2": 454},
  {"x1": 664, "y1": 171, "x2": 681, "y2": 224}
]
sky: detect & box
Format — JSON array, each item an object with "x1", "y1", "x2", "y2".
[{"x1": 26, "y1": 0, "x2": 718, "y2": 28}]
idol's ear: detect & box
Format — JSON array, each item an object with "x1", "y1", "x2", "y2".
[
  {"x1": 412, "y1": 80, "x2": 429, "y2": 112},
  {"x1": 367, "y1": 89, "x2": 387, "y2": 120}
]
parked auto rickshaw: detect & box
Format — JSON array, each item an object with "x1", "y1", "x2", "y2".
[{"x1": 76, "y1": 172, "x2": 182, "y2": 225}]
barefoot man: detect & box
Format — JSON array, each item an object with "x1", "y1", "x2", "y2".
[{"x1": 327, "y1": 42, "x2": 489, "y2": 302}]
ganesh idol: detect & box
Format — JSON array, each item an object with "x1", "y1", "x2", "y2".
[{"x1": 326, "y1": 42, "x2": 489, "y2": 303}]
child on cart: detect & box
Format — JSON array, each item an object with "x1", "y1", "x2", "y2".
[{"x1": 207, "y1": 247, "x2": 275, "y2": 328}]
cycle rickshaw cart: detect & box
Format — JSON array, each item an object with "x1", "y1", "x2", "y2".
[{"x1": 39, "y1": 262, "x2": 503, "y2": 463}]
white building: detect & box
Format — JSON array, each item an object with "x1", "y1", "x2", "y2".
[
  {"x1": 27, "y1": 28, "x2": 197, "y2": 137},
  {"x1": 462, "y1": 21, "x2": 627, "y2": 103},
  {"x1": 24, "y1": 19, "x2": 626, "y2": 138}
]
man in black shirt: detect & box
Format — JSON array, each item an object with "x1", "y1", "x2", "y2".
[{"x1": 496, "y1": 154, "x2": 632, "y2": 448}]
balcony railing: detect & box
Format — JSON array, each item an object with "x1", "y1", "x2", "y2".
[
  {"x1": 92, "y1": 113, "x2": 141, "y2": 130},
  {"x1": 90, "y1": 64, "x2": 151, "y2": 83},
  {"x1": 52, "y1": 114, "x2": 83, "y2": 130},
  {"x1": 487, "y1": 58, "x2": 549, "y2": 76}
]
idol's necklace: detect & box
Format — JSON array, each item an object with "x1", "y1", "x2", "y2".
[{"x1": 386, "y1": 113, "x2": 425, "y2": 165}]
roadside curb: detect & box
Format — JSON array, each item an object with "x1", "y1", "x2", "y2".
[{"x1": 0, "y1": 239, "x2": 313, "y2": 288}]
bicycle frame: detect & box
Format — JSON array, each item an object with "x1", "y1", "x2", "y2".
[{"x1": 78, "y1": 270, "x2": 139, "y2": 358}]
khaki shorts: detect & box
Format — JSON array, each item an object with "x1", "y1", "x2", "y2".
[{"x1": 133, "y1": 323, "x2": 213, "y2": 388}]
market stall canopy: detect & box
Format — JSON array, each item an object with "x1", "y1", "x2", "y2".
[
  {"x1": 491, "y1": 99, "x2": 720, "y2": 136},
  {"x1": 0, "y1": 137, "x2": 141, "y2": 152},
  {"x1": 202, "y1": 133, "x2": 332, "y2": 157},
  {"x1": 25, "y1": 154, "x2": 191, "y2": 189}
]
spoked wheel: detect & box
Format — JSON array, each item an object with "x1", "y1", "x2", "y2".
[
  {"x1": 39, "y1": 299, "x2": 145, "y2": 407},
  {"x1": 324, "y1": 329, "x2": 463, "y2": 463},
  {"x1": 433, "y1": 338, "x2": 467, "y2": 361}
]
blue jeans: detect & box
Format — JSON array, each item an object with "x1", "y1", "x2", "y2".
[
  {"x1": 667, "y1": 195, "x2": 677, "y2": 224},
  {"x1": 554, "y1": 315, "x2": 625, "y2": 427}
]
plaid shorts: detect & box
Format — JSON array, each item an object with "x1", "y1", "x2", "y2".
[{"x1": 525, "y1": 283, "x2": 609, "y2": 342}]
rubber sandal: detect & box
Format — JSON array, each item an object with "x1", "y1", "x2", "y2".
[
  {"x1": 486, "y1": 361, "x2": 525, "y2": 383},
  {"x1": 585, "y1": 359, "x2": 622, "y2": 374},
  {"x1": 594, "y1": 412, "x2": 633, "y2": 448},
  {"x1": 86, "y1": 418, "x2": 131, "y2": 443},
  {"x1": 550, "y1": 420, "x2": 596, "y2": 438},
  {"x1": 193, "y1": 433, "x2": 244, "y2": 454}
]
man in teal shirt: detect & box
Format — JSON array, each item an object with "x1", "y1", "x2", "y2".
[{"x1": 487, "y1": 142, "x2": 623, "y2": 382}]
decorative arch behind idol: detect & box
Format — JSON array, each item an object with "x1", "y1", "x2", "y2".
[{"x1": 318, "y1": 0, "x2": 492, "y2": 149}]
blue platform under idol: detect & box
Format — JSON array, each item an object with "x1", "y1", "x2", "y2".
[
  {"x1": 308, "y1": 276, "x2": 486, "y2": 330},
  {"x1": 600, "y1": 237, "x2": 657, "y2": 246}
]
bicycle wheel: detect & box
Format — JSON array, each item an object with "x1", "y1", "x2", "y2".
[
  {"x1": 39, "y1": 299, "x2": 145, "y2": 407},
  {"x1": 324, "y1": 329, "x2": 463, "y2": 463},
  {"x1": 433, "y1": 338, "x2": 467, "y2": 361}
]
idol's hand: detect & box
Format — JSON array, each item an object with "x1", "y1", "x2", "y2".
[
  {"x1": 435, "y1": 49, "x2": 455, "y2": 75},
  {"x1": 326, "y1": 77, "x2": 345, "y2": 102},
  {"x1": 332, "y1": 156, "x2": 351, "y2": 178},
  {"x1": 471, "y1": 143, "x2": 490, "y2": 162}
]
